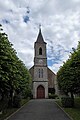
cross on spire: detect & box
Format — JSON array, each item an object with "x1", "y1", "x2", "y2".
[
  {"x1": 39, "y1": 24, "x2": 41, "y2": 31},
  {"x1": 36, "y1": 24, "x2": 45, "y2": 43}
]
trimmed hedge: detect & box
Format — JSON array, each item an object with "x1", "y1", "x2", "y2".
[
  {"x1": 61, "y1": 96, "x2": 74, "y2": 108},
  {"x1": 49, "y1": 93, "x2": 58, "y2": 99}
]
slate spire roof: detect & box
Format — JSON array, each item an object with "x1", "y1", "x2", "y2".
[{"x1": 36, "y1": 28, "x2": 44, "y2": 43}]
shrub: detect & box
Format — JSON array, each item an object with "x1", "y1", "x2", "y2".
[
  {"x1": 61, "y1": 96, "x2": 74, "y2": 108},
  {"x1": 22, "y1": 88, "x2": 32, "y2": 99},
  {"x1": 13, "y1": 95, "x2": 21, "y2": 108},
  {"x1": 49, "y1": 93, "x2": 58, "y2": 99}
]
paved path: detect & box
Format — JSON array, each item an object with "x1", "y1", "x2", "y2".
[{"x1": 7, "y1": 99, "x2": 71, "y2": 120}]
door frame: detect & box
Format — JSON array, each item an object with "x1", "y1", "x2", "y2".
[{"x1": 37, "y1": 85, "x2": 45, "y2": 99}]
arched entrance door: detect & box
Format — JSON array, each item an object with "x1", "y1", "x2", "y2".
[{"x1": 37, "y1": 85, "x2": 45, "y2": 99}]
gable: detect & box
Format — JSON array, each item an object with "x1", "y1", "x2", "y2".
[{"x1": 29, "y1": 66, "x2": 56, "y2": 89}]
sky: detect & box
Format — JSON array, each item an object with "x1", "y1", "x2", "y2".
[{"x1": 0, "y1": 0, "x2": 80, "y2": 73}]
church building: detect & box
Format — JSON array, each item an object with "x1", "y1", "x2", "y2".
[{"x1": 29, "y1": 28, "x2": 58, "y2": 99}]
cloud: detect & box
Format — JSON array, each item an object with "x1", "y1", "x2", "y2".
[{"x1": 0, "y1": 0, "x2": 80, "y2": 73}]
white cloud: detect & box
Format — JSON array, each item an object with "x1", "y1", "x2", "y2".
[{"x1": 0, "y1": 0, "x2": 80, "y2": 73}]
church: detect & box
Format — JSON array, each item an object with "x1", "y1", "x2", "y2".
[{"x1": 29, "y1": 28, "x2": 58, "y2": 99}]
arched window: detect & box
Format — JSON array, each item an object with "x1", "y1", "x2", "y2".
[
  {"x1": 41, "y1": 69, "x2": 43, "y2": 78},
  {"x1": 39, "y1": 69, "x2": 40, "y2": 78},
  {"x1": 38, "y1": 69, "x2": 43, "y2": 78},
  {"x1": 39, "y1": 47, "x2": 42, "y2": 55}
]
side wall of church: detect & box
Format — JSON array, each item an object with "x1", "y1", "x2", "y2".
[
  {"x1": 54, "y1": 75, "x2": 59, "y2": 95},
  {"x1": 48, "y1": 68, "x2": 55, "y2": 88},
  {"x1": 29, "y1": 66, "x2": 34, "y2": 80}
]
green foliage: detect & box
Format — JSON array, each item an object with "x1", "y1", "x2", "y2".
[
  {"x1": 0, "y1": 24, "x2": 32, "y2": 107},
  {"x1": 13, "y1": 95, "x2": 21, "y2": 108},
  {"x1": 48, "y1": 88, "x2": 55, "y2": 94},
  {"x1": 57, "y1": 41, "x2": 80, "y2": 96},
  {"x1": 0, "y1": 97, "x2": 8, "y2": 112},
  {"x1": 49, "y1": 93, "x2": 58, "y2": 99},
  {"x1": 56, "y1": 97, "x2": 80, "y2": 120},
  {"x1": 61, "y1": 96, "x2": 74, "y2": 108}
]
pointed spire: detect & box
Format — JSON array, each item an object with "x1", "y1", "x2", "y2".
[
  {"x1": 36, "y1": 25, "x2": 44, "y2": 43},
  {"x1": 39, "y1": 24, "x2": 41, "y2": 31}
]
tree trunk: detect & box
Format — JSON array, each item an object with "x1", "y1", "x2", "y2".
[
  {"x1": 8, "y1": 89, "x2": 13, "y2": 107},
  {"x1": 71, "y1": 92, "x2": 74, "y2": 99},
  {"x1": 1, "y1": 92, "x2": 4, "y2": 101},
  {"x1": 71, "y1": 92, "x2": 74, "y2": 107}
]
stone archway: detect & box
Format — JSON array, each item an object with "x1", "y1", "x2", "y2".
[{"x1": 37, "y1": 85, "x2": 45, "y2": 99}]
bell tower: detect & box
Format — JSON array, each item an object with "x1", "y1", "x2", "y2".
[{"x1": 33, "y1": 28, "x2": 48, "y2": 99}]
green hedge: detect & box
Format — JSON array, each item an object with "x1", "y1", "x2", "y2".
[
  {"x1": 61, "y1": 96, "x2": 74, "y2": 108},
  {"x1": 49, "y1": 93, "x2": 58, "y2": 99}
]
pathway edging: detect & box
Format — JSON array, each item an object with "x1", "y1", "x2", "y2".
[
  {"x1": 4, "y1": 101, "x2": 30, "y2": 120},
  {"x1": 55, "y1": 101, "x2": 73, "y2": 120}
]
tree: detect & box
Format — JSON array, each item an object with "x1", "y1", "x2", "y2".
[
  {"x1": 0, "y1": 24, "x2": 32, "y2": 107},
  {"x1": 57, "y1": 41, "x2": 80, "y2": 99}
]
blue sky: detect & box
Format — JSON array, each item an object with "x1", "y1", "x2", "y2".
[{"x1": 0, "y1": 0, "x2": 80, "y2": 73}]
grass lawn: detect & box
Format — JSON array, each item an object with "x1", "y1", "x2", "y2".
[
  {"x1": 0, "y1": 98, "x2": 29, "y2": 120},
  {"x1": 56, "y1": 97, "x2": 80, "y2": 120}
]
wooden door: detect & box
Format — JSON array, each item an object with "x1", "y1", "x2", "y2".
[{"x1": 37, "y1": 85, "x2": 45, "y2": 99}]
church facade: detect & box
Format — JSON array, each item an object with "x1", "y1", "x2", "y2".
[{"x1": 29, "y1": 29, "x2": 58, "y2": 99}]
